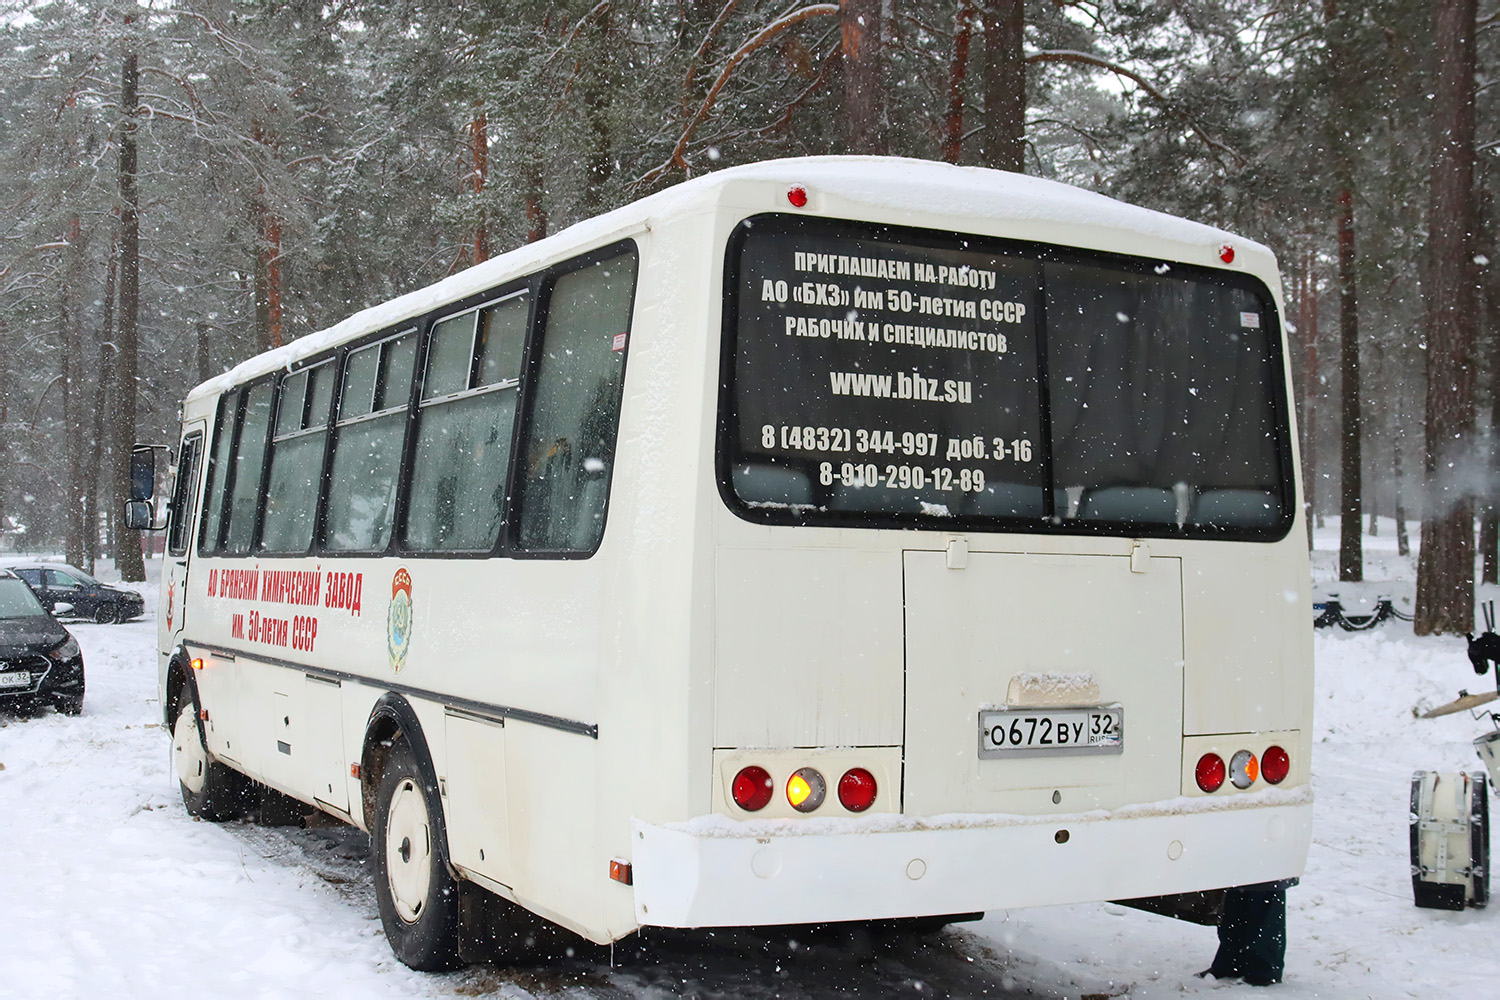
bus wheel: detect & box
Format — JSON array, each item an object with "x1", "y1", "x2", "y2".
[
  {"x1": 373, "y1": 740, "x2": 463, "y2": 971},
  {"x1": 173, "y1": 698, "x2": 253, "y2": 821}
]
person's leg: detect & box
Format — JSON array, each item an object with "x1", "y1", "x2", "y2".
[{"x1": 1209, "y1": 885, "x2": 1286, "y2": 986}]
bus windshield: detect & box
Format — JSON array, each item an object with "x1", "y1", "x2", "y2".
[{"x1": 722, "y1": 215, "x2": 1291, "y2": 537}]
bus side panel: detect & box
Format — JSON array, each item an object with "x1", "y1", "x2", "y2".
[
  {"x1": 713, "y1": 546, "x2": 903, "y2": 750},
  {"x1": 1181, "y1": 533, "x2": 1312, "y2": 738},
  {"x1": 504, "y1": 722, "x2": 605, "y2": 939},
  {"x1": 590, "y1": 213, "x2": 722, "y2": 942},
  {"x1": 444, "y1": 711, "x2": 512, "y2": 886}
]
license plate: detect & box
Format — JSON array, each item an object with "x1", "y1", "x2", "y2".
[
  {"x1": 0, "y1": 670, "x2": 30, "y2": 689},
  {"x1": 978, "y1": 704, "x2": 1124, "y2": 758}
]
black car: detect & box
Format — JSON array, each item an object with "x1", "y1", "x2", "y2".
[
  {"x1": 0, "y1": 570, "x2": 84, "y2": 715},
  {"x1": 8, "y1": 563, "x2": 144, "y2": 624}
]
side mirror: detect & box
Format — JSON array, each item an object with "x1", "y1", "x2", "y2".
[
  {"x1": 51, "y1": 602, "x2": 74, "y2": 617},
  {"x1": 124, "y1": 500, "x2": 165, "y2": 531},
  {"x1": 129, "y1": 446, "x2": 157, "y2": 501}
]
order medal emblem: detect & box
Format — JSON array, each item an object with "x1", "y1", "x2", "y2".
[{"x1": 387, "y1": 568, "x2": 413, "y2": 673}]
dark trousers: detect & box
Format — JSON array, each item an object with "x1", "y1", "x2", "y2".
[{"x1": 1209, "y1": 885, "x2": 1288, "y2": 986}]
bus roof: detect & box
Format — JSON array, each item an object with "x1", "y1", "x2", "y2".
[{"x1": 187, "y1": 156, "x2": 1272, "y2": 403}]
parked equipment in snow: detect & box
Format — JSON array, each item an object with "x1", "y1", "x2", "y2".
[{"x1": 1409, "y1": 770, "x2": 1489, "y2": 910}]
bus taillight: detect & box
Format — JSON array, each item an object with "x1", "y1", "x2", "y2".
[
  {"x1": 787, "y1": 768, "x2": 826, "y2": 812},
  {"x1": 1195, "y1": 753, "x2": 1226, "y2": 793},
  {"x1": 1262, "y1": 746, "x2": 1290, "y2": 784},
  {"x1": 732, "y1": 766, "x2": 774, "y2": 812},
  {"x1": 838, "y1": 768, "x2": 877, "y2": 812},
  {"x1": 1229, "y1": 750, "x2": 1259, "y2": 789}
]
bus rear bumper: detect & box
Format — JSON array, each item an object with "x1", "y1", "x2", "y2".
[{"x1": 631, "y1": 794, "x2": 1313, "y2": 928}]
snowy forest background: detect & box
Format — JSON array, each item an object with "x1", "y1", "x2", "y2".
[{"x1": 0, "y1": 0, "x2": 1496, "y2": 625}]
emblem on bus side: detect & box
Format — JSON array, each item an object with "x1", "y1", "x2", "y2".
[{"x1": 388, "y1": 568, "x2": 413, "y2": 673}]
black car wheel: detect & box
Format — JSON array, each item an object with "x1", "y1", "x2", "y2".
[
  {"x1": 372, "y1": 739, "x2": 464, "y2": 971},
  {"x1": 92, "y1": 604, "x2": 118, "y2": 625},
  {"x1": 173, "y1": 698, "x2": 254, "y2": 820},
  {"x1": 52, "y1": 692, "x2": 83, "y2": 716}
]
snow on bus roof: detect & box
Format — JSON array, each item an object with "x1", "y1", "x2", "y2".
[{"x1": 187, "y1": 156, "x2": 1265, "y2": 402}]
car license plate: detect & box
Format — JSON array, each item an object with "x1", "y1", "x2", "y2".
[
  {"x1": 0, "y1": 670, "x2": 30, "y2": 689},
  {"x1": 978, "y1": 705, "x2": 1124, "y2": 758}
]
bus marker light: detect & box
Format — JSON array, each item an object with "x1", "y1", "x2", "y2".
[
  {"x1": 787, "y1": 768, "x2": 826, "y2": 812},
  {"x1": 1230, "y1": 750, "x2": 1259, "y2": 789},
  {"x1": 838, "y1": 768, "x2": 878, "y2": 812},
  {"x1": 350, "y1": 763, "x2": 362, "y2": 780},
  {"x1": 199, "y1": 709, "x2": 209, "y2": 722},
  {"x1": 787, "y1": 186, "x2": 809, "y2": 209},
  {"x1": 1219, "y1": 243, "x2": 1235, "y2": 264},
  {"x1": 609, "y1": 859, "x2": 633, "y2": 885},
  {"x1": 1261, "y1": 745, "x2": 1290, "y2": 784},
  {"x1": 191, "y1": 658, "x2": 204, "y2": 670},
  {"x1": 1195, "y1": 753, "x2": 1226, "y2": 793},
  {"x1": 732, "y1": 765, "x2": 774, "y2": 811}
]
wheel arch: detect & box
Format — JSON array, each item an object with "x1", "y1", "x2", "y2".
[
  {"x1": 164, "y1": 649, "x2": 200, "y2": 740},
  {"x1": 361, "y1": 692, "x2": 448, "y2": 854}
]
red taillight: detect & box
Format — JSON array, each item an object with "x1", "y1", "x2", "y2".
[
  {"x1": 732, "y1": 766, "x2": 773, "y2": 811},
  {"x1": 1196, "y1": 753, "x2": 1226, "y2": 793},
  {"x1": 1262, "y1": 745, "x2": 1290, "y2": 785},
  {"x1": 787, "y1": 186, "x2": 809, "y2": 208},
  {"x1": 838, "y1": 768, "x2": 878, "y2": 812}
]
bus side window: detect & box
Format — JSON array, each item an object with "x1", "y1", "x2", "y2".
[
  {"x1": 514, "y1": 250, "x2": 637, "y2": 554},
  {"x1": 166, "y1": 434, "x2": 203, "y2": 557},
  {"x1": 260, "y1": 362, "x2": 335, "y2": 554},
  {"x1": 223, "y1": 382, "x2": 275, "y2": 554},
  {"x1": 405, "y1": 294, "x2": 527, "y2": 552},
  {"x1": 324, "y1": 331, "x2": 416, "y2": 552},
  {"x1": 199, "y1": 389, "x2": 240, "y2": 554}
]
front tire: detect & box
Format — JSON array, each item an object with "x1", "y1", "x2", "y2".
[
  {"x1": 373, "y1": 740, "x2": 464, "y2": 971},
  {"x1": 92, "y1": 604, "x2": 118, "y2": 625},
  {"x1": 173, "y1": 697, "x2": 253, "y2": 820}
]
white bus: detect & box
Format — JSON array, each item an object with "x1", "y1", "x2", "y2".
[{"x1": 130, "y1": 156, "x2": 1313, "y2": 970}]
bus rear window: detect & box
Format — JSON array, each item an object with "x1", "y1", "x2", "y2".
[{"x1": 720, "y1": 216, "x2": 1291, "y2": 538}]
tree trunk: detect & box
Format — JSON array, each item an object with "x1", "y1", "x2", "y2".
[
  {"x1": 1335, "y1": 191, "x2": 1361, "y2": 581},
  {"x1": 0, "y1": 318, "x2": 10, "y2": 548},
  {"x1": 470, "y1": 107, "x2": 489, "y2": 264},
  {"x1": 1415, "y1": 0, "x2": 1479, "y2": 635},
  {"x1": 113, "y1": 41, "x2": 146, "y2": 583},
  {"x1": 196, "y1": 320, "x2": 213, "y2": 385},
  {"x1": 1482, "y1": 239, "x2": 1499, "y2": 582},
  {"x1": 979, "y1": 0, "x2": 1024, "y2": 172},
  {"x1": 62, "y1": 215, "x2": 88, "y2": 569},
  {"x1": 1325, "y1": 1, "x2": 1362, "y2": 582},
  {"x1": 93, "y1": 226, "x2": 118, "y2": 575},
  {"x1": 1297, "y1": 255, "x2": 1318, "y2": 547},
  {"x1": 841, "y1": 0, "x2": 888, "y2": 155},
  {"x1": 1395, "y1": 432, "x2": 1411, "y2": 557},
  {"x1": 941, "y1": 0, "x2": 975, "y2": 164}
]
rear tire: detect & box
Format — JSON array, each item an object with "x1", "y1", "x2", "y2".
[
  {"x1": 373, "y1": 740, "x2": 464, "y2": 971},
  {"x1": 173, "y1": 698, "x2": 253, "y2": 821}
]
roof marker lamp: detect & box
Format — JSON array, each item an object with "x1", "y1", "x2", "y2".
[
  {"x1": 787, "y1": 767, "x2": 827, "y2": 812},
  {"x1": 787, "y1": 186, "x2": 809, "y2": 209}
]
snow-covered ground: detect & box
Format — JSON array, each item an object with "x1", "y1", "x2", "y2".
[{"x1": 3, "y1": 524, "x2": 1498, "y2": 998}]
